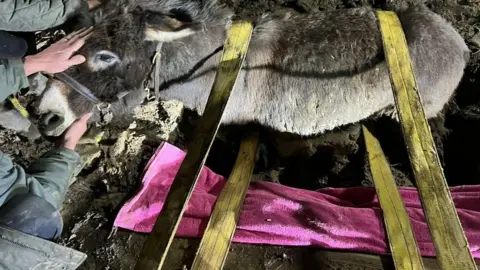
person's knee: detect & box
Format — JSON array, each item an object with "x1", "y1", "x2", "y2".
[
  {"x1": 0, "y1": 194, "x2": 63, "y2": 240},
  {"x1": 0, "y1": 31, "x2": 28, "y2": 58}
]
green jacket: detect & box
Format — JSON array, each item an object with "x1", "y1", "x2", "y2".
[
  {"x1": 0, "y1": 1, "x2": 89, "y2": 268},
  {"x1": 0, "y1": 0, "x2": 88, "y2": 101},
  {"x1": 0, "y1": 148, "x2": 80, "y2": 210},
  {"x1": 0, "y1": 224, "x2": 87, "y2": 269},
  {"x1": 0, "y1": 148, "x2": 86, "y2": 270},
  {"x1": 0, "y1": 0, "x2": 87, "y2": 209}
]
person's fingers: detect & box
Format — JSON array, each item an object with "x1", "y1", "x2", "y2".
[
  {"x1": 68, "y1": 39, "x2": 87, "y2": 54},
  {"x1": 68, "y1": 54, "x2": 87, "y2": 66},
  {"x1": 62, "y1": 27, "x2": 89, "y2": 42},
  {"x1": 80, "y1": 112, "x2": 94, "y2": 121},
  {"x1": 67, "y1": 27, "x2": 94, "y2": 45},
  {"x1": 66, "y1": 114, "x2": 90, "y2": 132},
  {"x1": 68, "y1": 26, "x2": 92, "y2": 39},
  {"x1": 81, "y1": 31, "x2": 94, "y2": 43},
  {"x1": 74, "y1": 112, "x2": 93, "y2": 124},
  {"x1": 88, "y1": 0, "x2": 102, "y2": 10}
]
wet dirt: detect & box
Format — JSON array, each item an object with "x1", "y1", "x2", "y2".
[{"x1": 1, "y1": 0, "x2": 480, "y2": 269}]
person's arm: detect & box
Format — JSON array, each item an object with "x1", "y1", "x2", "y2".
[
  {"x1": 0, "y1": 0, "x2": 97, "y2": 99},
  {"x1": 0, "y1": 148, "x2": 80, "y2": 210},
  {"x1": 0, "y1": 0, "x2": 89, "y2": 32},
  {"x1": 0, "y1": 113, "x2": 91, "y2": 210},
  {"x1": 0, "y1": 59, "x2": 30, "y2": 101},
  {"x1": 0, "y1": 26, "x2": 93, "y2": 101}
]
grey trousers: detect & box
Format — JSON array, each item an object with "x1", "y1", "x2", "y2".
[{"x1": 0, "y1": 193, "x2": 63, "y2": 240}]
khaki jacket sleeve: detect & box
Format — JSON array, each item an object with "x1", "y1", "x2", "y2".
[
  {"x1": 0, "y1": 59, "x2": 29, "y2": 101},
  {"x1": 0, "y1": 0, "x2": 88, "y2": 32},
  {"x1": 0, "y1": 148, "x2": 80, "y2": 210}
]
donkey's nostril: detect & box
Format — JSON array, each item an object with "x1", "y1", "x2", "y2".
[{"x1": 40, "y1": 112, "x2": 63, "y2": 128}]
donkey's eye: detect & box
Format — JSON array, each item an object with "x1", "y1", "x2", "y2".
[
  {"x1": 90, "y1": 50, "x2": 119, "y2": 71},
  {"x1": 98, "y1": 53, "x2": 115, "y2": 62}
]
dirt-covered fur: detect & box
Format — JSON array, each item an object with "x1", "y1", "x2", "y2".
[{"x1": 33, "y1": 0, "x2": 468, "y2": 139}]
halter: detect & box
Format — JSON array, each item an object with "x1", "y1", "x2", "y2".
[
  {"x1": 10, "y1": 42, "x2": 165, "y2": 121},
  {"x1": 54, "y1": 72, "x2": 102, "y2": 104}
]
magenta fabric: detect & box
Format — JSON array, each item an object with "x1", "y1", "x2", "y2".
[{"x1": 113, "y1": 142, "x2": 480, "y2": 258}]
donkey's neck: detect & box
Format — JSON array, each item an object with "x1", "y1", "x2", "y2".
[
  {"x1": 158, "y1": 24, "x2": 227, "y2": 87},
  {"x1": 156, "y1": 22, "x2": 231, "y2": 113}
]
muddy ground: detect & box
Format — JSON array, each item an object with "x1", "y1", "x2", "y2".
[{"x1": 1, "y1": 0, "x2": 480, "y2": 269}]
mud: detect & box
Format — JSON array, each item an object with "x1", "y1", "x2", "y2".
[{"x1": 1, "y1": 0, "x2": 480, "y2": 269}]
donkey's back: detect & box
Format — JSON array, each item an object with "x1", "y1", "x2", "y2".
[{"x1": 219, "y1": 5, "x2": 469, "y2": 136}]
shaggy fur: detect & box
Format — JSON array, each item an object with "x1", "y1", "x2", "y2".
[{"x1": 34, "y1": 0, "x2": 469, "y2": 138}]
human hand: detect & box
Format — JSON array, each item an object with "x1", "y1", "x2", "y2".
[
  {"x1": 56, "y1": 112, "x2": 93, "y2": 150},
  {"x1": 87, "y1": 0, "x2": 102, "y2": 10},
  {"x1": 24, "y1": 27, "x2": 94, "y2": 76}
]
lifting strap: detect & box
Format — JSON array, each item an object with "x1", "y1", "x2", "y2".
[
  {"x1": 134, "y1": 20, "x2": 254, "y2": 270},
  {"x1": 376, "y1": 10, "x2": 477, "y2": 270},
  {"x1": 363, "y1": 124, "x2": 425, "y2": 270},
  {"x1": 8, "y1": 96, "x2": 29, "y2": 118},
  {"x1": 191, "y1": 132, "x2": 259, "y2": 270}
]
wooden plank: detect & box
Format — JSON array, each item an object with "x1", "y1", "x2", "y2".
[
  {"x1": 134, "y1": 20, "x2": 254, "y2": 270},
  {"x1": 376, "y1": 10, "x2": 477, "y2": 270},
  {"x1": 7, "y1": 96, "x2": 42, "y2": 139},
  {"x1": 362, "y1": 124, "x2": 424, "y2": 270},
  {"x1": 8, "y1": 97, "x2": 29, "y2": 117},
  {"x1": 191, "y1": 132, "x2": 259, "y2": 270}
]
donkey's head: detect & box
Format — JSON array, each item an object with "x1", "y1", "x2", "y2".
[{"x1": 35, "y1": 0, "x2": 232, "y2": 136}]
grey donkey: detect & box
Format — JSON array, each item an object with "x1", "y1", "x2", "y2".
[{"x1": 24, "y1": 1, "x2": 471, "y2": 139}]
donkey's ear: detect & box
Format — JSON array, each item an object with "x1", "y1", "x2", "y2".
[{"x1": 143, "y1": 10, "x2": 200, "y2": 42}]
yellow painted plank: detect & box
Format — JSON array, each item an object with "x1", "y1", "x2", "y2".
[
  {"x1": 363, "y1": 124, "x2": 424, "y2": 270},
  {"x1": 376, "y1": 10, "x2": 477, "y2": 270},
  {"x1": 191, "y1": 132, "x2": 259, "y2": 270},
  {"x1": 134, "y1": 20, "x2": 254, "y2": 270},
  {"x1": 8, "y1": 97, "x2": 29, "y2": 118}
]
